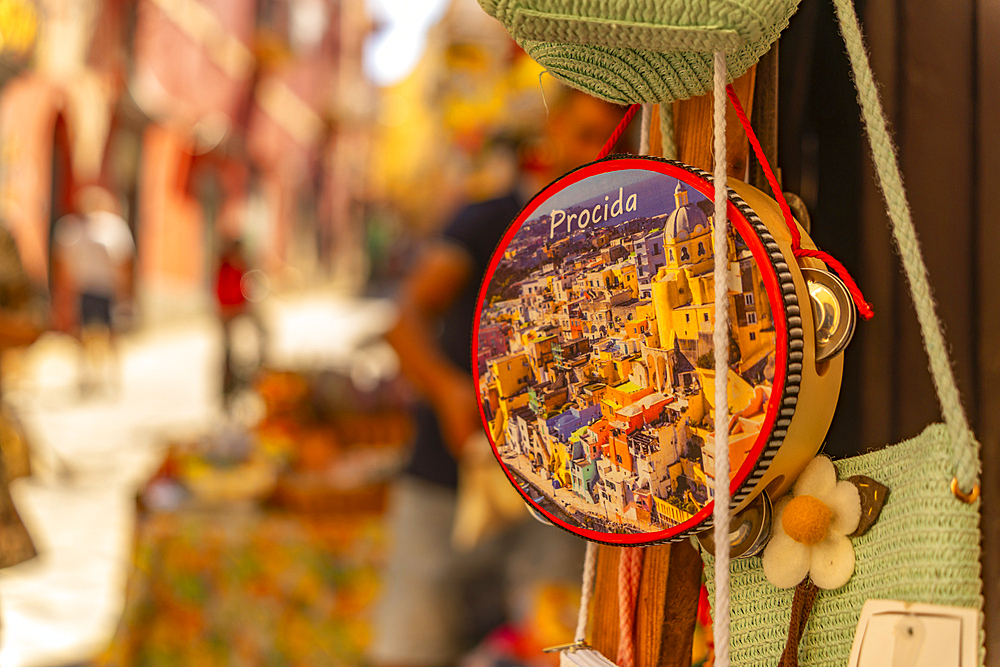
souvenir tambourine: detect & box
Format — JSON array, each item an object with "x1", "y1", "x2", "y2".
[{"x1": 473, "y1": 155, "x2": 857, "y2": 547}]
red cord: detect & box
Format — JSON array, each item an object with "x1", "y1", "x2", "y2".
[
  {"x1": 591, "y1": 93, "x2": 873, "y2": 320},
  {"x1": 725, "y1": 85, "x2": 874, "y2": 320},
  {"x1": 793, "y1": 249, "x2": 874, "y2": 320},
  {"x1": 597, "y1": 104, "x2": 641, "y2": 160},
  {"x1": 724, "y1": 86, "x2": 801, "y2": 250},
  {"x1": 616, "y1": 546, "x2": 644, "y2": 667}
]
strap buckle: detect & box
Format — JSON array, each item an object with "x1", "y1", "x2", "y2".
[{"x1": 951, "y1": 477, "x2": 980, "y2": 504}]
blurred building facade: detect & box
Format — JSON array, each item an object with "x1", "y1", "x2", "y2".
[{"x1": 0, "y1": 0, "x2": 376, "y2": 324}]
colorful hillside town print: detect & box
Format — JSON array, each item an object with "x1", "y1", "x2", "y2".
[{"x1": 475, "y1": 159, "x2": 780, "y2": 539}]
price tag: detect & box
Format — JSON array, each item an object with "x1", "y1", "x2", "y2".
[{"x1": 848, "y1": 600, "x2": 979, "y2": 667}]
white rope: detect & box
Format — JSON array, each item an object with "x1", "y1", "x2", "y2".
[
  {"x1": 711, "y1": 50, "x2": 732, "y2": 667},
  {"x1": 639, "y1": 103, "x2": 653, "y2": 156},
  {"x1": 574, "y1": 540, "x2": 599, "y2": 643},
  {"x1": 540, "y1": 70, "x2": 551, "y2": 118}
]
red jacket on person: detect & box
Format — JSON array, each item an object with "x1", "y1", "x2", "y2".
[{"x1": 216, "y1": 260, "x2": 245, "y2": 309}]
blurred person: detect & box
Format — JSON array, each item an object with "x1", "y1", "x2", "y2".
[
  {"x1": 375, "y1": 87, "x2": 624, "y2": 667},
  {"x1": 214, "y1": 238, "x2": 267, "y2": 405},
  {"x1": 54, "y1": 187, "x2": 134, "y2": 397}
]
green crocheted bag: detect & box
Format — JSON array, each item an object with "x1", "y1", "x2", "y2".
[
  {"x1": 704, "y1": 1, "x2": 984, "y2": 664},
  {"x1": 706, "y1": 425, "x2": 983, "y2": 666},
  {"x1": 477, "y1": 0, "x2": 800, "y2": 103}
]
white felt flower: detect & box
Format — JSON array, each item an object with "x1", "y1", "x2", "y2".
[{"x1": 761, "y1": 456, "x2": 862, "y2": 590}]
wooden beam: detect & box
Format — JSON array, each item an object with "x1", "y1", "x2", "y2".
[
  {"x1": 635, "y1": 540, "x2": 703, "y2": 667},
  {"x1": 590, "y1": 546, "x2": 621, "y2": 658},
  {"x1": 750, "y1": 44, "x2": 779, "y2": 190},
  {"x1": 674, "y1": 66, "x2": 757, "y2": 176}
]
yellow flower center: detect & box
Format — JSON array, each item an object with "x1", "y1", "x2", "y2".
[{"x1": 782, "y1": 495, "x2": 832, "y2": 546}]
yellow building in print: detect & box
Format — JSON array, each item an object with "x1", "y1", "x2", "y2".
[
  {"x1": 650, "y1": 182, "x2": 775, "y2": 375},
  {"x1": 490, "y1": 353, "x2": 532, "y2": 399},
  {"x1": 475, "y1": 164, "x2": 789, "y2": 537}
]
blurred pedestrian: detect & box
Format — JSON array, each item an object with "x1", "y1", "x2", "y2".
[
  {"x1": 375, "y1": 87, "x2": 624, "y2": 667},
  {"x1": 54, "y1": 187, "x2": 134, "y2": 398},
  {"x1": 214, "y1": 238, "x2": 266, "y2": 405}
]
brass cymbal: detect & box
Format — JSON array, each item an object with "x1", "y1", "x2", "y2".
[
  {"x1": 802, "y1": 267, "x2": 857, "y2": 363},
  {"x1": 696, "y1": 490, "x2": 772, "y2": 559}
]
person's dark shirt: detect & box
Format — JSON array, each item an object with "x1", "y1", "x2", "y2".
[{"x1": 404, "y1": 192, "x2": 522, "y2": 488}]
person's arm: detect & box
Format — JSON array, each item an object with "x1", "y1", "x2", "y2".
[{"x1": 385, "y1": 240, "x2": 481, "y2": 457}]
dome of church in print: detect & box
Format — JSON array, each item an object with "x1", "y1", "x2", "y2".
[
  {"x1": 665, "y1": 182, "x2": 709, "y2": 240},
  {"x1": 475, "y1": 160, "x2": 779, "y2": 539}
]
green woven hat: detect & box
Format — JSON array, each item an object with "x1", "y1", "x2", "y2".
[{"x1": 479, "y1": 0, "x2": 800, "y2": 104}]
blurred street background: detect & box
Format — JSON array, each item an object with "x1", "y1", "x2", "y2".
[{"x1": 2, "y1": 291, "x2": 396, "y2": 666}]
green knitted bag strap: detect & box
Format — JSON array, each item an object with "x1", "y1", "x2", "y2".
[{"x1": 832, "y1": 0, "x2": 981, "y2": 492}]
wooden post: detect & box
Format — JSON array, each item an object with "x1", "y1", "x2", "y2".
[
  {"x1": 750, "y1": 44, "x2": 780, "y2": 191},
  {"x1": 590, "y1": 544, "x2": 621, "y2": 655},
  {"x1": 586, "y1": 62, "x2": 761, "y2": 667}
]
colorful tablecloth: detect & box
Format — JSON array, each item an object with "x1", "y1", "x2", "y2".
[{"x1": 93, "y1": 509, "x2": 384, "y2": 667}]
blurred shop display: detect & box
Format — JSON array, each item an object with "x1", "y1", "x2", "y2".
[
  {"x1": 94, "y1": 510, "x2": 385, "y2": 666},
  {"x1": 141, "y1": 368, "x2": 412, "y2": 513},
  {"x1": 97, "y1": 366, "x2": 410, "y2": 664}
]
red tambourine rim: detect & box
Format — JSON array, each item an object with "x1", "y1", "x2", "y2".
[{"x1": 472, "y1": 155, "x2": 789, "y2": 546}]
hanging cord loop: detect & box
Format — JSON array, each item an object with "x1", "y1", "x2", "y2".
[
  {"x1": 638, "y1": 103, "x2": 653, "y2": 156},
  {"x1": 597, "y1": 104, "x2": 641, "y2": 160},
  {"x1": 724, "y1": 84, "x2": 874, "y2": 321},
  {"x1": 660, "y1": 103, "x2": 678, "y2": 160},
  {"x1": 573, "y1": 541, "x2": 599, "y2": 644}
]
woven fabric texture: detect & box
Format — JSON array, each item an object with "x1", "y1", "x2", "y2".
[
  {"x1": 705, "y1": 423, "x2": 984, "y2": 666},
  {"x1": 478, "y1": 0, "x2": 800, "y2": 104}
]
